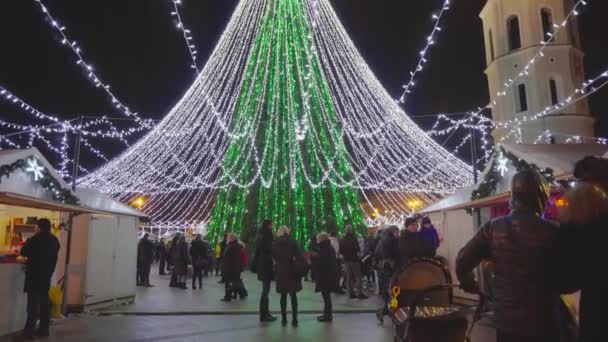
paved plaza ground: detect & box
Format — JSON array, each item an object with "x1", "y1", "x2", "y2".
[{"x1": 1, "y1": 267, "x2": 496, "y2": 341}]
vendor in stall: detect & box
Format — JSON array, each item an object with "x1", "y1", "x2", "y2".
[{"x1": 20, "y1": 218, "x2": 60, "y2": 339}]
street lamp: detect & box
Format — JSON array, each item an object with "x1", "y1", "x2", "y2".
[{"x1": 133, "y1": 197, "x2": 145, "y2": 210}]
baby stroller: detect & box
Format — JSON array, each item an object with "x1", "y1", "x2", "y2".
[{"x1": 389, "y1": 258, "x2": 484, "y2": 342}]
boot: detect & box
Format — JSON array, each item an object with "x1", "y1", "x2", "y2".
[{"x1": 317, "y1": 314, "x2": 332, "y2": 322}]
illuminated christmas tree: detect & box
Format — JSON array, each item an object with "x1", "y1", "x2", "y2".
[{"x1": 206, "y1": 0, "x2": 365, "y2": 244}]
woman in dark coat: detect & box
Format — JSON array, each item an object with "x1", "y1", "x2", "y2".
[
  {"x1": 221, "y1": 233, "x2": 243, "y2": 302},
  {"x1": 172, "y1": 234, "x2": 190, "y2": 289},
  {"x1": 272, "y1": 226, "x2": 303, "y2": 327},
  {"x1": 253, "y1": 219, "x2": 276, "y2": 322},
  {"x1": 315, "y1": 232, "x2": 337, "y2": 322}
]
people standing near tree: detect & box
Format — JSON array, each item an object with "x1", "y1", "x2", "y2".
[
  {"x1": 340, "y1": 224, "x2": 367, "y2": 299},
  {"x1": 272, "y1": 226, "x2": 304, "y2": 327},
  {"x1": 190, "y1": 234, "x2": 209, "y2": 290},
  {"x1": 158, "y1": 238, "x2": 168, "y2": 276},
  {"x1": 551, "y1": 156, "x2": 608, "y2": 342},
  {"x1": 20, "y1": 218, "x2": 60, "y2": 339},
  {"x1": 419, "y1": 217, "x2": 440, "y2": 255},
  {"x1": 315, "y1": 232, "x2": 337, "y2": 323},
  {"x1": 214, "y1": 240, "x2": 222, "y2": 277},
  {"x1": 167, "y1": 234, "x2": 180, "y2": 287},
  {"x1": 252, "y1": 219, "x2": 276, "y2": 322},
  {"x1": 221, "y1": 233, "x2": 243, "y2": 302},
  {"x1": 375, "y1": 225, "x2": 400, "y2": 324},
  {"x1": 308, "y1": 235, "x2": 320, "y2": 283},
  {"x1": 172, "y1": 233, "x2": 190, "y2": 290},
  {"x1": 218, "y1": 233, "x2": 228, "y2": 283},
  {"x1": 456, "y1": 170, "x2": 560, "y2": 342},
  {"x1": 363, "y1": 227, "x2": 379, "y2": 291},
  {"x1": 137, "y1": 233, "x2": 155, "y2": 287},
  {"x1": 399, "y1": 217, "x2": 435, "y2": 266},
  {"x1": 328, "y1": 231, "x2": 344, "y2": 294}
]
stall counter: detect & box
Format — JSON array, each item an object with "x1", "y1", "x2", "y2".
[{"x1": 0, "y1": 263, "x2": 27, "y2": 336}]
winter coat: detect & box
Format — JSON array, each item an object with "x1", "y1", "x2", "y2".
[
  {"x1": 222, "y1": 240, "x2": 243, "y2": 282},
  {"x1": 20, "y1": 232, "x2": 60, "y2": 293},
  {"x1": 172, "y1": 239, "x2": 190, "y2": 275},
  {"x1": 157, "y1": 241, "x2": 167, "y2": 258},
  {"x1": 272, "y1": 235, "x2": 303, "y2": 294},
  {"x1": 363, "y1": 236, "x2": 379, "y2": 256},
  {"x1": 456, "y1": 211, "x2": 560, "y2": 337},
  {"x1": 137, "y1": 238, "x2": 155, "y2": 267},
  {"x1": 254, "y1": 229, "x2": 274, "y2": 282},
  {"x1": 315, "y1": 240, "x2": 337, "y2": 292},
  {"x1": 375, "y1": 231, "x2": 400, "y2": 272},
  {"x1": 419, "y1": 225, "x2": 440, "y2": 251},
  {"x1": 190, "y1": 239, "x2": 209, "y2": 268},
  {"x1": 339, "y1": 233, "x2": 360, "y2": 262},
  {"x1": 399, "y1": 231, "x2": 435, "y2": 266},
  {"x1": 167, "y1": 237, "x2": 179, "y2": 266},
  {"x1": 552, "y1": 219, "x2": 608, "y2": 342}
]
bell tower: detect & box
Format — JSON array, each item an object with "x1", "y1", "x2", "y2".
[{"x1": 480, "y1": 0, "x2": 594, "y2": 143}]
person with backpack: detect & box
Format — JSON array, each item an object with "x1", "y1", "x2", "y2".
[{"x1": 374, "y1": 225, "x2": 401, "y2": 324}]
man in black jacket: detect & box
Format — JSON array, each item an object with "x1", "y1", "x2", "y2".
[
  {"x1": 375, "y1": 226, "x2": 400, "y2": 324},
  {"x1": 339, "y1": 225, "x2": 367, "y2": 299},
  {"x1": 137, "y1": 234, "x2": 155, "y2": 287},
  {"x1": 399, "y1": 217, "x2": 435, "y2": 266},
  {"x1": 456, "y1": 171, "x2": 560, "y2": 342},
  {"x1": 20, "y1": 218, "x2": 60, "y2": 339}
]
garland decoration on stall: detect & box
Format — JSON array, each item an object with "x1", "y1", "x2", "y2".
[
  {"x1": 0, "y1": 156, "x2": 79, "y2": 205},
  {"x1": 471, "y1": 147, "x2": 554, "y2": 201}
]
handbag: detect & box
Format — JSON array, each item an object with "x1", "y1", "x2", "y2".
[{"x1": 293, "y1": 254, "x2": 310, "y2": 278}]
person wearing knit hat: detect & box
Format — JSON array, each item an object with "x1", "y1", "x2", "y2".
[
  {"x1": 419, "y1": 217, "x2": 440, "y2": 253},
  {"x1": 399, "y1": 217, "x2": 435, "y2": 267}
]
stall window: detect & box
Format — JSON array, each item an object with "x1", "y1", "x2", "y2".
[
  {"x1": 516, "y1": 84, "x2": 528, "y2": 112},
  {"x1": 549, "y1": 79, "x2": 559, "y2": 105},
  {"x1": 507, "y1": 16, "x2": 522, "y2": 51},
  {"x1": 541, "y1": 8, "x2": 554, "y2": 42}
]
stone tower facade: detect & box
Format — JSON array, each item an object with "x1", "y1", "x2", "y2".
[{"x1": 480, "y1": 0, "x2": 594, "y2": 143}]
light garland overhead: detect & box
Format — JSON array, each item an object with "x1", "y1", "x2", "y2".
[
  {"x1": 79, "y1": 0, "x2": 474, "y2": 238},
  {"x1": 396, "y1": 0, "x2": 451, "y2": 105},
  {"x1": 169, "y1": 0, "x2": 200, "y2": 73}
]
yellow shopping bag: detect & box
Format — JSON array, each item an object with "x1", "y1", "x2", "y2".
[{"x1": 48, "y1": 277, "x2": 64, "y2": 319}]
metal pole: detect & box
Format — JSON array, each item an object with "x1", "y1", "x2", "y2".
[
  {"x1": 62, "y1": 116, "x2": 83, "y2": 316},
  {"x1": 469, "y1": 121, "x2": 479, "y2": 185}
]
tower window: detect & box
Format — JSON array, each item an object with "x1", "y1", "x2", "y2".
[
  {"x1": 549, "y1": 79, "x2": 559, "y2": 105},
  {"x1": 507, "y1": 16, "x2": 521, "y2": 51},
  {"x1": 489, "y1": 29, "x2": 495, "y2": 61},
  {"x1": 541, "y1": 8, "x2": 554, "y2": 42},
  {"x1": 516, "y1": 84, "x2": 528, "y2": 112}
]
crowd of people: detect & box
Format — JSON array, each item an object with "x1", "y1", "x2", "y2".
[{"x1": 118, "y1": 156, "x2": 608, "y2": 341}]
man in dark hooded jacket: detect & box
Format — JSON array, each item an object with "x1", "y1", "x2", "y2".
[
  {"x1": 20, "y1": 218, "x2": 60, "y2": 339},
  {"x1": 456, "y1": 170, "x2": 560, "y2": 342}
]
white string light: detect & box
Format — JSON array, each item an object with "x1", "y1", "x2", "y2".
[
  {"x1": 397, "y1": 0, "x2": 451, "y2": 105},
  {"x1": 169, "y1": 0, "x2": 200, "y2": 73},
  {"x1": 32, "y1": 0, "x2": 155, "y2": 128}
]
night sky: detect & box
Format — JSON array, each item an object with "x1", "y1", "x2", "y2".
[{"x1": 1, "y1": 0, "x2": 606, "y2": 170}]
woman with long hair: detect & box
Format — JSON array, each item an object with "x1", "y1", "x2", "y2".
[
  {"x1": 253, "y1": 219, "x2": 276, "y2": 322},
  {"x1": 272, "y1": 226, "x2": 303, "y2": 327}
]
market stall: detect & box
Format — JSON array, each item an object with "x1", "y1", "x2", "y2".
[
  {"x1": 421, "y1": 143, "x2": 608, "y2": 302},
  {"x1": 0, "y1": 148, "x2": 147, "y2": 336},
  {"x1": 0, "y1": 148, "x2": 93, "y2": 336},
  {"x1": 57, "y1": 188, "x2": 146, "y2": 312}
]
